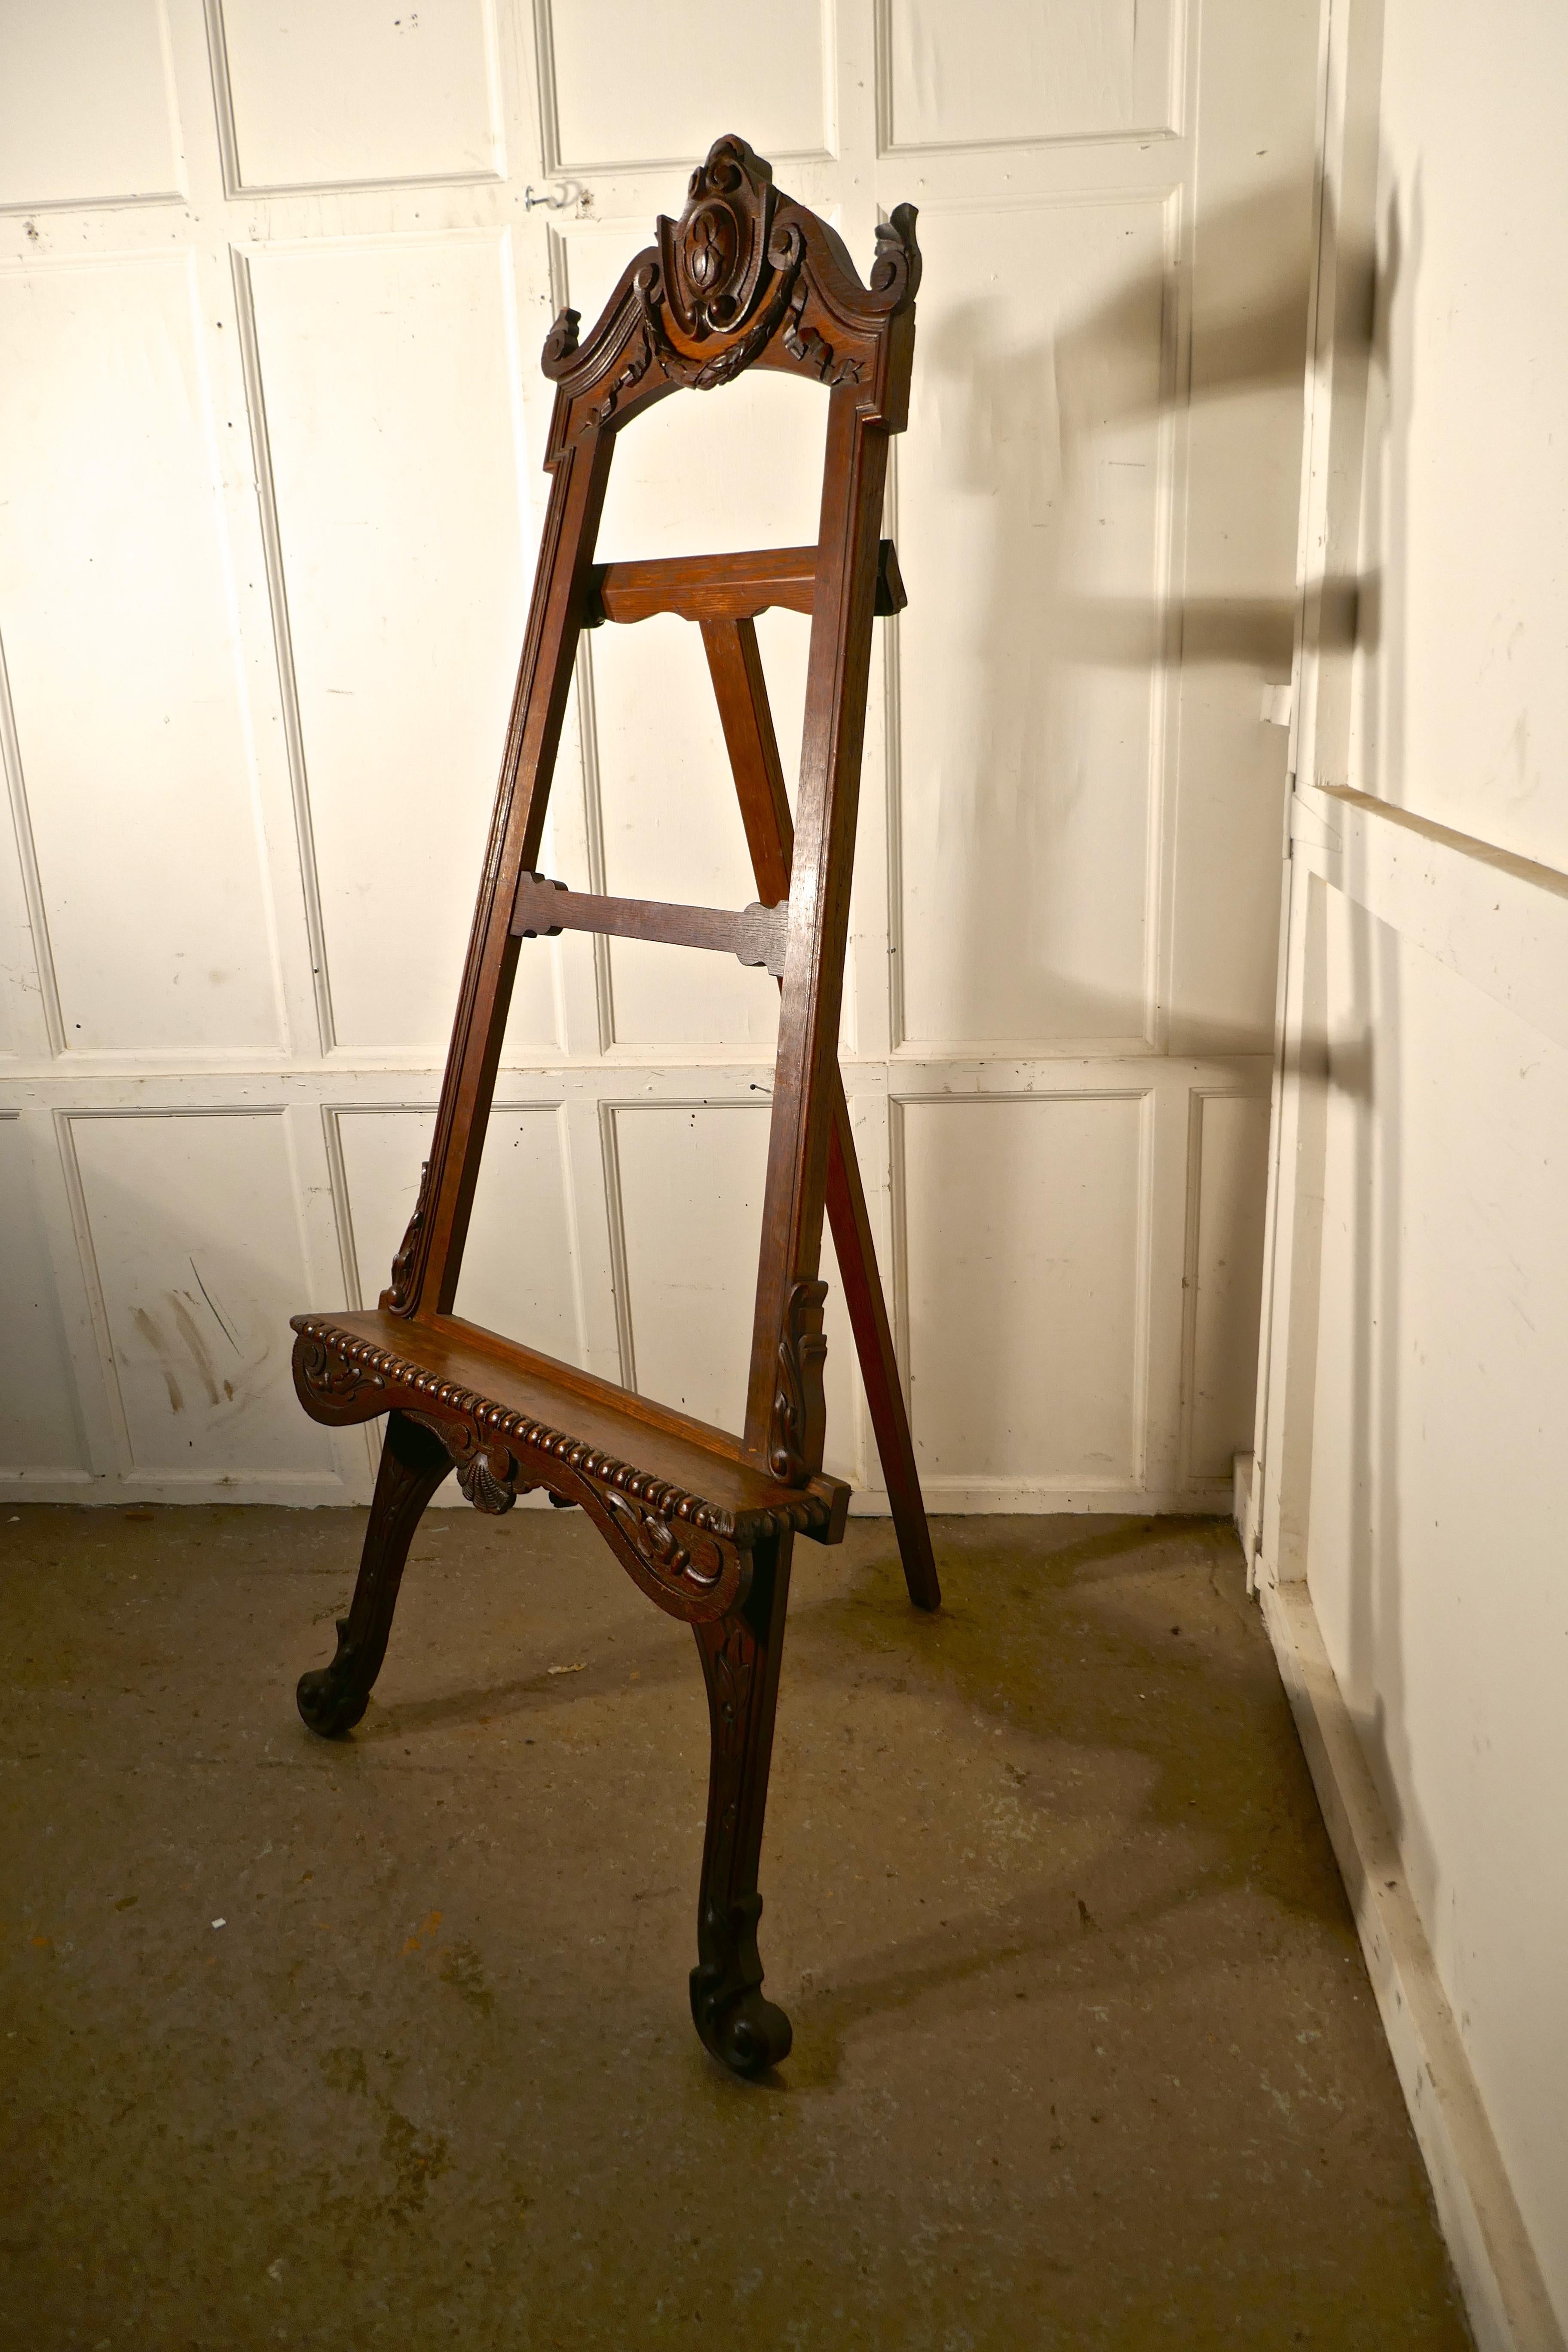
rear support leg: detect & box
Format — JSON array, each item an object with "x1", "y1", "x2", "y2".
[
  {"x1": 297, "y1": 1409, "x2": 451, "y2": 1737},
  {"x1": 689, "y1": 1529, "x2": 795, "y2": 2077},
  {"x1": 824, "y1": 1096, "x2": 941, "y2": 1610}
]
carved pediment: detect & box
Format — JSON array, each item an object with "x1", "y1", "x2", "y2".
[{"x1": 540, "y1": 134, "x2": 920, "y2": 441}]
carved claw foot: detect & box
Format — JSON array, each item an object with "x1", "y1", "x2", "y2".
[
  {"x1": 690, "y1": 1961, "x2": 793, "y2": 2079},
  {"x1": 296, "y1": 1619, "x2": 372, "y2": 1738},
  {"x1": 294, "y1": 1410, "x2": 450, "y2": 1741},
  {"x1": 689, "y1": 1536, "x2": 797, "y2": 2079},
  {"x1": 689, "y1": 1883, "x2": 793, "y2": 2078}
]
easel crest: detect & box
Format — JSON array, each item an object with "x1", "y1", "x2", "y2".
[{"x1": 540, "y1": 132, "x2": 921, "y2": 442}]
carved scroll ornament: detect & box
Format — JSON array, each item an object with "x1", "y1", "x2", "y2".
[
  {"x1": 399, "y1": 1405, "x2": 745, "y2": 1618},
  {"x1": 383, "y1": 1159, "x2": 432, "y2": 1315},
  {"x1": 768, "y1": 1278, "x2": 828, "y2": 1485}
]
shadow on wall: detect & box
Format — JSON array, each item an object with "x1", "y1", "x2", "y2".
[
  {"x1": 903, "y1": 175, "x2": 1336, "y2": 1470},
  {"x1": 1336, "y1": 165, "x2": 1424, "y2": 1890},
  {"x1": 1274, "y1": 151, "x2": 1430, "y2": 1893},
  {"x1": 910, "y1": 175, "x2": 1326, "y2": 1056}
]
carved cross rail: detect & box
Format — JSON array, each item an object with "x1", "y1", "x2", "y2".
[
  {"x1": 511, "y1": 871, "x2": 789, "y2": 977},
  {"x1": 583, "y1": 536, "x2": 906, "y2": 628}
]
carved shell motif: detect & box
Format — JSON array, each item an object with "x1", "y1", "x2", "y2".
[{"x1": 404, "y1": 1412, "x2": 525, "y2": 1514}]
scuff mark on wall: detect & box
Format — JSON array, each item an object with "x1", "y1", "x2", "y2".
[
  {"x1": 168, "y1": 1292, "x2": 221, "y2": 1409},
  {"x1": 188, "y1": 1256, "x2": 240, "y2": 1352},
  {"x1": 132, "y1": 1307, "x2": 184, "y2": 1413}
]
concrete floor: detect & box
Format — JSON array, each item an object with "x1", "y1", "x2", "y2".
[{"x1": 1, "y1": 1504, "x2": 1468, "y2": 2351}]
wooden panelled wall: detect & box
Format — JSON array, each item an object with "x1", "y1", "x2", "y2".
[{"x1": 0, "y1": 0, "x2": 1316, "y2": 1510}]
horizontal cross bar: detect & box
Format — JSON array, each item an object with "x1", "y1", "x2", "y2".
[
  {"x1": 582, "y1": 537, "x2": 906, "y2": 627},
  {"x1": 511, "y1": 872, "x2": 789, "y2": 978}
]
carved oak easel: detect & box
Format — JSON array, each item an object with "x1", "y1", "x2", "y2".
[{"x1": 290, "y1": 137, "x2": 936, "y2": 2078}]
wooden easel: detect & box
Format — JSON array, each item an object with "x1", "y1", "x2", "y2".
[{"x1": 290, "y1": 137, "x2": 935, "y2": 2079}]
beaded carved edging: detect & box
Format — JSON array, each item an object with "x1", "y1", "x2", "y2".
[{"x1": 290, "y1": 1318, "x2": 833, "y2": 1549}]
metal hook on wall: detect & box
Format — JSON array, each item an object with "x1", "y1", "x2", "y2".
[{"x1": 523, "y1": 181, "x2": 588, "y2": 214}]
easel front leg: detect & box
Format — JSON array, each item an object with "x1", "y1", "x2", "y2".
[
  {"x1": 297, "y1": 1410, "x2": 450, "y2": 1738},
  {"x1": 702, "y1": 614, "x2": 940, "y2": 1612},
  {"x1": 689, "y1": 1530, "x2": 795, "y2": 2077}
]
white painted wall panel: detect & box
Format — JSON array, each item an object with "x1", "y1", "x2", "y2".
[
  {"x1": 0, "y1": 260, "x2": 281, "y2": 1052},
  {"x1": 68, "y1": 1112, "x2": 333, "y2": 1476},
  {"x1": 546, "y1": 0, "x2": 826, "y2": 171},
  {"x1": 885, "y1": 0, "x2": 1176, "y2": 150},
  {"x1": 613, "y1": 1102, "x2": 855, "y2": 1476},
  {"x1": 0, "y1": 1119, "x2": 87, "y2": 1473},
  {"x1": 1252, "y1": 5, "x2": 1568, "y2": 2315},
  {"x1": 901, "y1": 1094, "x2": 1142, "y2": 1481},
  {"x1": 1188, "y1": 1090, "x2": 1268, "y2": 1481},
  {"x1": 459, "y1": 1104, "x2": 583, "y2": 1358},
  {"x1": 897, "y1": 199, "x2": 1167, "y2": 1049},
  {"x1": 591, "y1": 618, "x2": 790, "y2": 1057},
  {"x1": 1304, "y1": 892, "x2": 1568, "y2": 2322},
  {"x1": 1346, "y1": 0, "x2": 1568, "y2": 874},
  {"x1": 0, "y1": 771, "x2": 41, "y2": 1059},
  {"x1": 247, "y1": 234, "x2": 555, "y2": 1056},
  {"x1": 0, "y1": 0, "x2": 179, "y2": 210},
  {"x1": 217, "y1": 0, "x2": 499, "y2": 192},
  {"x1": 335, "y1": 1103, "x2": 582, "y2": 1365},
  {"x1": 0, "y1": 1, "x2": 1316, "y2": 1521}
]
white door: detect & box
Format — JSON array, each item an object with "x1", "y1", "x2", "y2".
[{"x1": 0, "y1": 0, "x2": 1317, "y2": 1512}]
